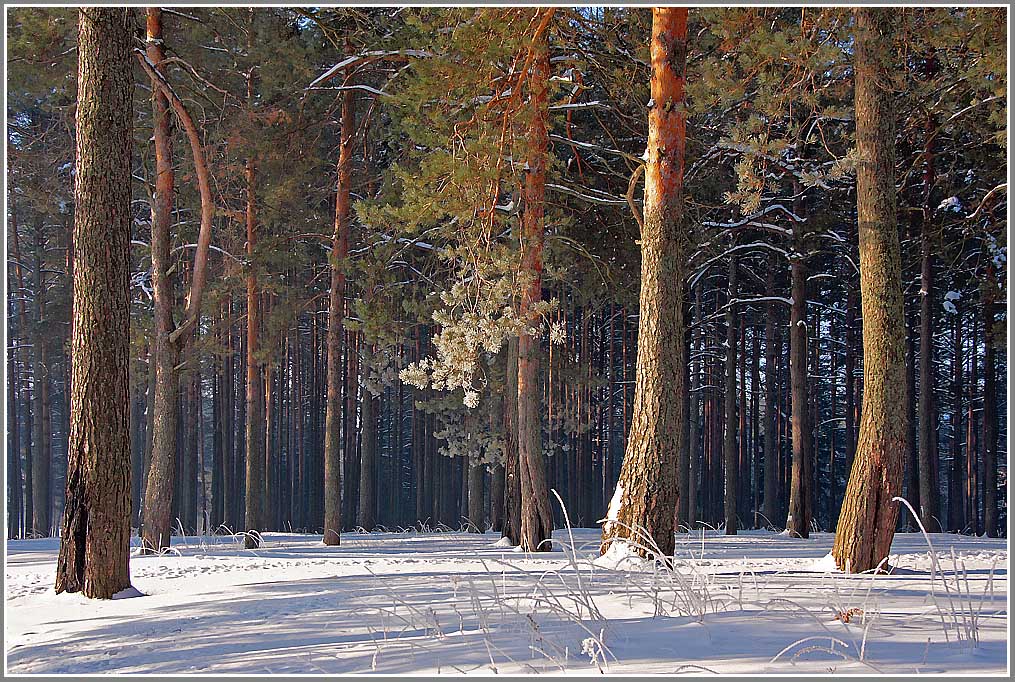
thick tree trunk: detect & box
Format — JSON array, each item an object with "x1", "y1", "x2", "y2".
[
  {"x1": 832, "y1": 9, "x2": 907, "y2": 574},
  {"x1": 517, "y1": 28, "x2": 554, "y2": 553},
  {"x1": 723, "y1": 257, "x2": 739, "y2": 535},
  {"x1": 55, "y1": 7, "x2": 133, "y2": 598},
  {"x1": 602, "y1": 8, "x2": 687, "y2": 560},
  {"x1": 324, "y1": 51, "x2": 355, "y2": 546}
]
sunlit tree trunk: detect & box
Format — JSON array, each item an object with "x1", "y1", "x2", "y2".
[
  {"x1": 832, "y1": 9, "x2": 907, "y2": 574},
  {"x1": 324, "y1": 44, "x2": 355, "y2": 546},
  {"x1": 601, "y1": 7, "x2": 688, "y2": 559},
  {"x1": 517, "y1": 26, "x2": 554, "y2": 552}
]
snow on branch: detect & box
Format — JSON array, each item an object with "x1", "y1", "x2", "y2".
[
  {"x1": 547, "y1": 183, "x2": 629, "y2": 206},
  {"x1": 308, "y1": 49, "x2": 432, "y2": 89}
]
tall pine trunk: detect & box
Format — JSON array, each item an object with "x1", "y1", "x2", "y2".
[
  {"x1": 243, "y1": 151, "x2": 265, "y2": 549},
  {"x1": 601, "y1": 8, "x2": 688, "y2": 559},
  {"x1": 55, "y1": 6, "x2": 133, "y2": 598},
  {"x1": 832, "y1": 9, "x2": 907, "y2": 574},
  {"x1": 516, "y1": 25, "x2": 554, "y2": 552},
  {"x1": 323, "y1": 48, "x2": 355, "y2": 546}
]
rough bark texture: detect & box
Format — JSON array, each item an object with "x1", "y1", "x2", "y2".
[
  {"x1": 723, "y1": 257, "x2": 739, "y2": 535},
  {"x1": 517, "y1": 31, "x2": 554, "y2": 552},
  {"x1": 601, "y1": 8, "x2": 688, "y2": 560},
  {"x1": 55, "y1": 6, "x2": 134, "y2": 599},
  {"x1": 832, "y1": 9, "x2": 907, "y2": 574},
  {"x1": 323, "y1": 48, "x2": 355, "y2": 546}
]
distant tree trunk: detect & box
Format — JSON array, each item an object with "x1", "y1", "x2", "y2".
[
  {"x1": 468, "y1": 462, "x2": 484, "y2": 532},
  {"x1": 7, "y1": 333, "x2": 24, "y2": 538},
  {"x1": 502, "y1": 338, "x2": 522, "y2": 544},
  {"x1": 358, "y1": 386, "x2": 378, "y2": 531},
  {"x1": 687, "y1": 289, "x2": 702, "y2": 527},
  {"x1": 723, "y1": 257, "x2": 739, "y2": 535},
  {"x1": 602, "y1": 8, "x2": 687, "y2": 560},
  {"x1": 32, "y1": 220, "x2": 52, "y2": 538},
  {"x1": 323, "y1": 47, "x2": 355, "y2": 546},
  {"x1": 947, "y1": 309, "x2": 964, "y2": 531},
  {"x1": 762, "y1": 257, "x2": 780, "y2": 529},
  {"x1": 832, "y1": 8, "x2": 907, "y2": 574},
  {"x1": 904, "y1": 306, "x2": 919, "y2": 528},
  {"x1": 750, "y1": 318, "x2": 761, "y2": 528},
  {"x1": 981, "y1": 275, "x2": 998, "y2": 537},
  {"x1": 182, "y1": 367, "x2": 199, "y2": 534},
  {"x1": 517, "y1": 27, "x2": 554, "y2": 552},
  {"x1": 917, "y1": 182, "x2": 940, "y2": 532},
  {"x1": 243, "y1": 151, "x2": 265, "y2": 549},
  {"x1": 55, "y1": 7, "x2": 133, "y2": 598},
  {"x1": 966, "y1": 322, "x2": 979, "y2": 532},
  {"x1": 10, "y1": 222, "x2": 32, "y2": 539},
  {"x1": 676, "y1": 295, "x2": 692, "y2": 530},
  {"x1": 490, "y1": 464, "x2": 505, "y2": 532},
  {"x1": 786, "y1": 213, "x2": 811, "y2": 538},
  {"x1": 264, "y1": 361, "x2": 276, "y2": 530},
  {"x1": 843, "y1": 285, "x2": 858, "y2": 475}
]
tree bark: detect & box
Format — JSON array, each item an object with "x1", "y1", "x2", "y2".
[
  {"x1": 324, "y1": 51, "x2": 355, "y2": 545},
  {"x1": 55, "y1": 6, "x2": 134, "y2": 598},
  {"x1": 602, "y1": 8, "x2": 687, "y2": 560},
  {"x1": 138, "y1": 6, "x2": 218, "y2": 552},
  {"x1": 832, "y1": 9, "x2": 907, "y2": 574},
  {"x1": 517, "y1": 27, "x2": 554, "y2": 552}
]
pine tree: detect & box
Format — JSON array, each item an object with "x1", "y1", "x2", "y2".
[
  {"x1": 601, "y1": 7, "x2": 688, "y2": 560},
  {"x1": 832, "y1": 9, "x2": 907, "y2": 574},
  {"x1": 54, "y1": 6, "x2": 134, "y2": 599}
]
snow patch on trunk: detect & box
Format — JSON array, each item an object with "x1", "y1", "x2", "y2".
[
  {"x1": 491, "y1": 536, "x2": 515, "y2": 549},
  {"x1": 806, "y1": 552, "x2": 841, "y2": 573},
  {"x1": 602, "y1": 483, "x2": 624, "y2": 535}
]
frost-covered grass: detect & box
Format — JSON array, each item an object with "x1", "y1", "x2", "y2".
[{"x1": 4, "y1": 525, "x2": 1007, "y2": 675}]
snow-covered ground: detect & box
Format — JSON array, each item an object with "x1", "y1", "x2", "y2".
[{"x1": 4, "y1": 528, "x2": 1008, "y2": 675}]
